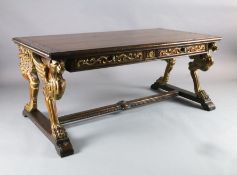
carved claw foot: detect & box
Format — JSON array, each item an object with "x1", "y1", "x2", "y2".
[
  {"x1": 196, "y1": 90, "x2": 215, "y2": 111},
  {"x1": 52, "y1": 124, "x2": 67, "y2": 139},
  {"x1": 196, "y1": 90, "x2": 209, "y2": 100},
  {"x1": 52, "y1": 125, "x2": 74, "y2": 157}
]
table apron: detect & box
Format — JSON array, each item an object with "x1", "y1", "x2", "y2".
[{"x1": 65, "y1": 43, "x2": 209, "y2": 72}]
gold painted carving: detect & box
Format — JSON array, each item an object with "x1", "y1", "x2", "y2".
[
  {"x1": 157, "y1": 58, "x2": 176, "y2": 85},
  {"x1": 146, "y1": 50, "x2": 156, "y2": 60},
  {"x1": 32, "y1": 56, "x2": 67, "y2": 140},
  {"x1": 159, "y1": 44, "x2": 206, "y2": 57},
  {"x1": 186, "y1": 44, "x2": 206, "y2": 53},
  {"x1": 18, "y1": 46, "x2": 39, "y2": 112},
  {"x1": 159, "y1": 48, "x2": 181, "y2": 57},
  {"x1": 77, "y1": 50, "x2": 158, "y2": 69},
  {"x1": 18, "y1": 46, "x2": 67, "y2": 140},
  {"x1": 76, "y1": 44, "x2": 206, "y2": 70},
  {"x1": 189, "y1": 51, "x2": 215, "y2": 100},
  {"x1": 77, "y1": 52, "x2": 144, "y2": 68}
]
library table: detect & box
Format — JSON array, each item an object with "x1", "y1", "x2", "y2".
[{"x1": 13, "y1": 28, "x2": 222, "y2": 157}]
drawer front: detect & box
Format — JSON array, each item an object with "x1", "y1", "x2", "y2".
[
  {"x1": 66, "y1": 44, "x2": 207, "y2": 72},
  {"x1": 73, "y1": 50, "x2": 157, "y2": 71},
  {"x1": 159, "y1": 44, "x2": 207, "y2": 57},
  {"x1": 159, "y1": 44, "x2": 207, "y2": 58}
]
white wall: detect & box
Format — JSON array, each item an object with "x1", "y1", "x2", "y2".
[{"x1": 0, "y1": 0, "x2": 236, "y2": 84}]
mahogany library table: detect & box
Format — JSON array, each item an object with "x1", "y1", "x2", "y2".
[{"x1": 13, "y1": 28, "x2": 222, "y2": 157}]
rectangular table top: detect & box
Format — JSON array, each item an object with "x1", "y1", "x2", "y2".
[{"x1": 13, "y1": 28, "x2": 221, "y2": 60}]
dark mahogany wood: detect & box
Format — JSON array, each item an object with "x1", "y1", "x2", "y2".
[
  {"x1": 59, "y1": 90, "x2": 178, "y2": 125},
  {"x1": 151, "y1": 83, "x2": 215, "y2": 111},
  {"x1": 12, "y1": 28, "x2": 221, "y2": 60},
  {"x1": 23, "y1": 109, "x2": 74, "y2": 157}
]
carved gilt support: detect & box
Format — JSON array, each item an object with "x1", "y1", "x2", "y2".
[
  {"x1": 151, "y1": 58, "x2": 176, "y2": 89},
  {"x1": 157, "y1": 58, "x2": 176, "y2": 85},
  {"x1": 18, "y1": 46, "x2": 40, "y2": 112},
  {"x1": 32, "y1": 56, "x2": 69, "y2": 141},
  {"x1": 18, "y1": 46, "x2": 73, "y2": 156},
  {"x1": 188, "y1": 43, "x2": 217, "y2": 101},
  {"x1": 18, "y1": 45, "x2": 68, "y2": 141}
]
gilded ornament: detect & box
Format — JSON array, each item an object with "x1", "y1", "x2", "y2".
[
  {"x1": 32, "y1": 55, "x2": 68, "y2": 141},
  {"x1": 77, "y1": 52, "x2": 144, "y2": 69},
  {"x1": 159, "y1": 48, "x2": 181, "y2": 57},
  {"x1": 186, "y1": 44, "x2": 206, "y2": 53},
  {"x1": 18, "y1": 46, "x2": 39, "y2": 112}
]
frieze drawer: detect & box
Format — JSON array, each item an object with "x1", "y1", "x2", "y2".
[
  {"x1": 159, "y1": 44, "x2": 207, "y2": 57},
  {"x1": 67, "y1": 44, "x2": 208, "y2": 71}
]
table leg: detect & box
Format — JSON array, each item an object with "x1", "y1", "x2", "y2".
[
  {"x1": 18, "y1": 46, "x2": 39, "y2": 112},
  {"x1": 151, "y1": 43, "x2": 218, "y2": 111},
  {"x1": 151, "y1": 58, "x2": 176, "y2": 89},
  {"x1": 33, "y1": 56, "x2": 74, "y2": 157},
  {"x1": 18, "y1": 46, "x2": 74, "y2": 157},
  {"x1": 188, "y1": 53, "x2": 215, "y2": 110}
]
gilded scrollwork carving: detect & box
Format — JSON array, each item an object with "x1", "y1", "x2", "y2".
[
  {"x1": 19, "y1": 46, "x2": 34, "y2": 75},
  {"x1": 186, "y1": 44, "x2": 206, "y2": 53},
  {"x1": 18, "y1": 46, "x2": 39, "y2": 112},
  {"x1": 159, "y1": 48, "x2": 181, "y2": 57},
  {"x1": 77, "y1": 52, "x2": 144, "y2": 69},
  {"x1": 159, "y1": 44, "x2": 206, "y2": 57},
  {"x1": 74, "y1": 44, "x2": 208, "y2": 71}
]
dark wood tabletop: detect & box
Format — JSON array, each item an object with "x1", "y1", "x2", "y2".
[{"x1": 13, "y1": 28, "x2": 221, "y2": 59}]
